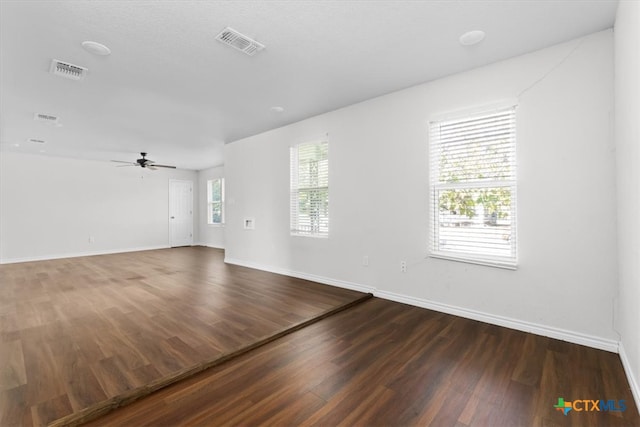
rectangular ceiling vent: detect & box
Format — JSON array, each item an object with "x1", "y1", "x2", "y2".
[
  {"x1": 27, "y1": 138, "x2": 46, "y2": 144},
  {"x1": 215, "y1": 27, "x2": 265, "y2": 56},
  {"x1": 50, "y1": 59, "x2": 87, "y2": 80},
  {"x1": 34, "y1": 113, "x2": 59, "y2": 125}
]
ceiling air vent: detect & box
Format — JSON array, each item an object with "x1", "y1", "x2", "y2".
[
  {"x1": 50, "y1": 59, "x2": 87, "y2": 80},
  {"x1": 215, "y1": 27, "x2": 264, "y2": 56},
  {"x1": 27, "y1": 138, "x2": 46, "y2": 144},
  {"x1": 34, "y1": 113, "x2": 59, "y2": 125}
]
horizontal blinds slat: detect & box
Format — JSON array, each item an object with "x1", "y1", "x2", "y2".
[
  {"x1": 432, "y1": 111, "x2": 515, "y2": 135},
  {"x1": 436, "y1": 131, "x2": 515, "y2": 146},
  {"x1": 437, "y1": 122, "x2": 514, "y2": 140},
  {"x1": 438, "y1": 117, "x2": 515, "y2": 135},
  {"x1": 436, "y1": 112, "x2": 514, "y2": 131},
  {"x1": 298, "y1": 186, "x2": 329, "y2": 191},
  {"x1": 438, "y1": 130, "x2": 515, "y2": 142},
  {"x1": 434, "y1": 181, "x2": 516, "y2": 190}
]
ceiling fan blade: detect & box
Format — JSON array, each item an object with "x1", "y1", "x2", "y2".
[
  {"x1": 114, "y1": 154, "x2": 174, "y2": 170},
  {"x1": 116, "y1": 164, "x2": 136, "y2": 167}
]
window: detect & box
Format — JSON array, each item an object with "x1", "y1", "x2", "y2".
[
  {"x1": 207, "y1": 178, "x2": 224, "y2": 225},
  {"x1": 290, "y1": 140, "x2": 329, "y2": 237},
  {"x1": 429, "y1": 106, "x2": 517, "y2": 268}
]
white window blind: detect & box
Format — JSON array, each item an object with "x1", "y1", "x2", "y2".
[
  {"x1": 429, "y1": 106, "x2": 517, "y2": 268},
  {"x1": 290, "y1": 140, "x2": 329, "y2": 237},
  {"x1": 207, "y1": 178, "x2": 224, "y2": 225}
]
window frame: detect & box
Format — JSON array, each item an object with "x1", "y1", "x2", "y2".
[
  {"x1": 207, "y1": 178, "x2": 224, "y2": 226},
  {"x1": 428, "y1": 104, "x2": 517, "y2": 269},
  {"x1": 290, "y1": 139, "x2": 329, "y2": 238}
]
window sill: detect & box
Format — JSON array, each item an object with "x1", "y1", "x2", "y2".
[
  {"x1": 429, "y1": 252, "x2": 517, "y2": 270},
  {"x1": 290, "y1": 233, "x2": 328, "y2": 239},
  {"x1": 207, "y1": 223, "x2": 225, "y2": 227}
]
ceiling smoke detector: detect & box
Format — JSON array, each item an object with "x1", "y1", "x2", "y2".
[
  {"x1": 215, "y1": 27, "x2": 265, "y2": 56},
  {"x1": 81, "y1": 41, "x2": 111, "y2": 56},
  {"x1": 50, "y1": 59, "x2": 88, "y2": 80},
  {"x1": 459, "y1": 30, "x2": 486, "y2": 46}
]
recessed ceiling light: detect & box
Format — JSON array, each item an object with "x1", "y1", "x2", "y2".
[
  {"x1": 459, "y1": 30, "x2": 486, "y2": 46},
  {"x1": 82, "y1": 41, "x2": 111, "y2": 56},
  {"x1": 270, "y1": 106, "x2": 284, "y2": 113}
]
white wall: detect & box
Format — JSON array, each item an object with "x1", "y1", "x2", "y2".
[
  {"x1": 197, "y1": 165, "x2": 225, "y2": 248},
  {"x1": 614, "y1": 0, "x2": 640, "y2": 406},
  {"x1": 0, "y1": 152, "x2": 198, "y2": 262},
  {"x1": 225, "y1": 30, "x2": 618, "y2": 349}
]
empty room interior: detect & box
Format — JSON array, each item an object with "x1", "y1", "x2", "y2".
[{"x1": 1, "y1": 0, "x2": 639, "y2": 426}]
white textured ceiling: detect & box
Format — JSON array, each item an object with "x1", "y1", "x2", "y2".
[{"x1": 0, "y1": 0, "x2": 618, "y2": 170}]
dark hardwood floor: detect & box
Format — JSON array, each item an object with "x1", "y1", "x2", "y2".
[
  {"x1": 0, "y1": 247, "x2": 369, "y2": 426},
  {"x1": 1, "y1": 247, "x2": 638, "y2": 426},
  {"x1": 88, "y1": 297, "x2": 640, "y2": 427}
]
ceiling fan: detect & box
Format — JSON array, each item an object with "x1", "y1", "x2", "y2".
[{"x1": 111, "y1": 152, "x2": 176, "y2": 170}]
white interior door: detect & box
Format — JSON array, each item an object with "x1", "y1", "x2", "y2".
[{"x1": 169, "y1": 179, "x2": 193, "y2": 247}]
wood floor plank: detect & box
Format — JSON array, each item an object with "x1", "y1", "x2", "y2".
[
  {"x1": 511, "y1": 333, "x2": 549, "y2": 387},
  {"x1": 21, "y1": 340, "x2": 66, "y2": 406},
  {"x1": 256, "y1": 391, "x2": 326, "y2": 426},
  {"x1": 90, "y1": 357, "x2": 135, "y2": 398},
  {"x1": 0, "y1": 340, "x2": 27, "y2": 391},
  {"x1": 0, "y1": 385, "x2": 29, "y2": 426},
  {"x1": 30, "y1": 394, "x2": 73, "y2": 427}
]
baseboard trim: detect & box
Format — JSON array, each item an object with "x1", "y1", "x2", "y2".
[
  {"x1": 375, "y1": 289, "x2": 619, "y2": 353},
  {"x1": 0, "y1": 245, "x2": 171, "y2": 264},
  {"x1": 223, "y1": 257, "x2": 618, "y2": 353},
  {"x1": 223, "y1": 257, "x2": 375, "y2": 294},
  {"x1": 196, "y1": 243, "x2": 225, "y2": 250},
  {"x1": 619, "y1": 342, "x2": 640, "y2": 414}
]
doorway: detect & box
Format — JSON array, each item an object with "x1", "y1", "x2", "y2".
[{"x1": 169, "y1": 179, "x2": 193, "y2": 247}]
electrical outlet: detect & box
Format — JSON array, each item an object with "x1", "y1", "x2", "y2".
[
  {"x1": 363, "y1": 256, "x2": 369, "y2": 266},
  {"x1": 400, "y1": 261, "x2": 407, "y2": 273},
  {"x1": 244, "y1": 218, "x2": 255, "y2": 230}
]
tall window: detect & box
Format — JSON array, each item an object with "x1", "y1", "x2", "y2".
[
  {"x1": 290, "y1": 140, "x2": 329, "y2": 237},
  {"x1": 207, "y1": 178, "x2": 224, "y2": 225},
  {"x1": 429, "y1": 106, "x2": 517, "y2": 268}
]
